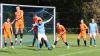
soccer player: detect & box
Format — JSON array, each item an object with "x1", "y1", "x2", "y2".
[
  {"x1": 52, "y1": 22, "x2": 69, "y2": 48},
  {"x1": 14, "y1": 6, "x2": 24, "y2": 45},
  {"x1": 2, "y1": 18, "x2": 14, "y2": 48},
  {"x1": 29, "y1": 14, "x2": 47, "y2": 47},
  {"x1": 33, "y1": 16, "x2": 53, "y2": 50},
  {"x1": 31, "y1": 14, "x2": 38, "y2": 47},
  {"x1": 77, "y1": 19, "x2": 88, "y2": 47},
  {"x1": 89, "y1": 18, "x2": 98, "y2": 47}
]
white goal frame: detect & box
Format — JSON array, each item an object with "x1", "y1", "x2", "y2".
[{"x1": 0, "y1": 3, "x2": 56, "y2": 48}]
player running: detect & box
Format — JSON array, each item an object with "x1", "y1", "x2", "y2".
[
  {"x1": 12, "y1": 6, "x2": 24, "y2": 45},
  {"x1": 52, "y1": 22, "x2": 69, "y2": 48},
  {"x1": 32, "y1": 16, "x2": 53, "y2": 50},
  {"x1": 77, "y1": 19, "x2": 88, "y2": 47},
  {"x1": 2, "y1": 18, "x2": 14, "y2": 48},
  {"x1": 89, "y1": 18, "x2": 98, "y2": 47}
]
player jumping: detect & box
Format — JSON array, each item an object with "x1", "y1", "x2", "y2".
[
  {"x1": 2, "y1": 18, "x2": 14, "y2": 48},
  {"x1": 52, "y1": 22, "x2": 69, "y2": 48},
  {"x1": 33, "y1": 16, "x2": 53, "y2": 50},
  {"x1": 89, "y1": 18, "x2": 98, "y2": 47},
  {"x1": 12, "y1": 6, "x2": 24, "y2": 45},
  {"x1": 77, "y1": 19, "x2": 88, "y2": 47}
]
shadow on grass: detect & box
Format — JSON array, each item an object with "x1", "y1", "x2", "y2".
[{"x1": 0, "y1": 50, "x2": 12, "y2": 54}]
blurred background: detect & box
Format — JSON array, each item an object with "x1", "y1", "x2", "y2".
[{"x1": 0, "y1": 0, "x2": 100, "y2": 33}]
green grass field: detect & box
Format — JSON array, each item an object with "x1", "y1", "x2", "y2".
[{"x1": 0, "y1": 34, "x2": 100, "y2": 56}]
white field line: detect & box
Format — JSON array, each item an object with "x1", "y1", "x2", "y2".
[{"x1": 59, "y1": 49, "x2": 100, "y2": 56}]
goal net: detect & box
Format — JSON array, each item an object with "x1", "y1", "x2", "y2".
[{"x1": 0, "y1": 4, "x2": 56, "y2": 48}]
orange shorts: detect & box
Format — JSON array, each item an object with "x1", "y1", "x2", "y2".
[
  {"x1": 15, "y1": 21, "x2": 24, "y2": 29},
  {"x1": 56, "y1": 33, "x2": 67, "y2": 42},
  {"x1": 79, "y1": 32, "x2": 86, "y2": 39},
  {"x1": 4, "y1": 32, "x2": 12, "y2": 39}
]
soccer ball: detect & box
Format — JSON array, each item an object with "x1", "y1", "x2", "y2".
[{"x1": 52, "y1": 45, "x2": 55, "y2": 48}]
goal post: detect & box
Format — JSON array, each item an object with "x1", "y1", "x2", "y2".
[{"x1": 0, "y1": 3, "x2": 56, "y2": 48}]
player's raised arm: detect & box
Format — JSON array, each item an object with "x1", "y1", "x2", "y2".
[
  {"x1": 10, "y1": 24, "x2": 13, "y2": 35},
  {"x1": 11, "y1": 19, "x2": 15, "y2": 24},
  {"x1": 44, "y1": 16, "x2": 53, "y2": 23},
  {"x1": 28, "y1": 23, "x2": 37, "y2": 32}
]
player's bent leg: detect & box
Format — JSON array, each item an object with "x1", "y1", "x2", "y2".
[
  {"x1": 37, "y1": 35, "x2": 42, "y2": 49},
  {"x1": 52, "y1": 36, "x2": 60, "y2": 48},
  {"x1": 40, "y1": 38, "x2": 48, "y2": 48},
  {"x1": 42, "y1": 35, "x2": 52, "y2": 50},
  {"x1": 62, "y1": 34, "x2": 69, "y2": 46}
]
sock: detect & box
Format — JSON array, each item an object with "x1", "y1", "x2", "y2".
[
  {"x1": 4, "y1": 42, "x2": 7, "y2": 47},
  {"x1": 15, "y1": 34, "x2": 18, "y2": 43},
  {"x1": 15, "y1": 38, "x2": 18, "y2": 43},
  {"x1": 11, "y1": 42, "x2": 13, "y2": 46},
  {"x1": 20, "y1": 39, "x2": 22, "y2": 44},
  {"x1": 77, "y1": 39, "x2": 80, "y2": 46},
  {"x1": 43, "y1": 39, "x2": 47, "y2": 47},
  {"x1": 54, "y1": 41, "x2": 57, "y2": 45},
  {"x1": 84, "y1": 40, "x2": 87, "y2": 47},
  {"x1": 94, "y1": 39, "x2": 96, "y2": 46},
  {"x1": 20, "y1": 33, "x2": 23, "y2": 38},
  {"x1": 40, "y1": 43, "x2": 43, "y2": 48},
  {"x1": 32, "y1": 37, "x2": 37, "y2": 46},
  {"x1": 46, "y1": 42, "x2": 51, "y2": 49},
  {"x1": 90, "y1": 38, "x2": 92, "y2": 46},
  {"x1": 37, "y1": 42, "x2": 40, "y2": 49},
  {"x1": 64, "y1": 42, "x2": 68, "y2": 46},
  {"x1": 15, "y1": 34, "x2": 17, "y2": 38}
]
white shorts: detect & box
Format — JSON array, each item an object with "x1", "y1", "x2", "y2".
[
  {"x1": 38, "y1": 33, "x2": 48, "y2": 41},
  {"x1": 90, "y1": 32, "x2": 96, "y2": 38}
]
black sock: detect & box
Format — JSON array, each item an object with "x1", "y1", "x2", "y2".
[
  {"x1": 84, "y1": 40, "x2": 87, "y2": 47},
  {"x1": 15, "y1": 34, "x2": 18, "y2": 38},
  {"x1": 4, "y1": 42, "x2": 7, "y2": 47},
  {"x1": 40, "y1": 42, "x2": 43, "y2": 48},
  {"x1": 11, "y1": 42, "x2": 13, "y2": 46},
  {"x1": 20, "y1": 33, "x2": 23, "y2": 38},
  {"x1": 54, "y1": 41, "x2": 57, "y2": 45},
  {"x1": 20, "y1": 39, "x2": 22, "y2": 44},
  {"x1": 43, "y1": 39, "x2": 47, "y2": 47},
  {"x1": 32, "y1": 38, "x2": 36, "y2": 46},
  {"x1": 64, "y1": 42, "x2": 68, "y2": 46},
  {"x1": 77, "y1": 39, "x2": 80, "y2": 46}
]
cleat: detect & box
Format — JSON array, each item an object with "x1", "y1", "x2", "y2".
[
  {"x1": 48, "y1": 48, "x2": 52, "y2": 50},
  {"x1": 94, "y1": 45, "x2": 96, "y2": 47},
  {"x1": 52, "y1": 45, "x2": 55, "y2": 48},
  {"x1": 11, "y1": 46, "x2": 14, "y2": 49},
  {"x1": 67, "y1": 46, "x2": 69, "y2": 49}
]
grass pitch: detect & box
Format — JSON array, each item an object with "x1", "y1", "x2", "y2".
[{"x1": 0, "y1": 34, "x2": 100, "y2": 56}]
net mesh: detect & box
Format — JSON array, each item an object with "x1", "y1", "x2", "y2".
[{"x1": 0, "y1": 4, "x2": 55, "y2": 47}]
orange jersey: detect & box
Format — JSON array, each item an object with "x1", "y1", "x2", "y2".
[
  {"x1": 80, "y1": 23, "x2": 88, "y2": 33},
  {"x1": 2, "y1": 22, "x2": 12, "y2": 34},
  {"x1": 56, "y1": 25, "x2": 66, "y2": 34},
  {"x1": 15, "y1": 10, "x2": 24, "y2": 22}
]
